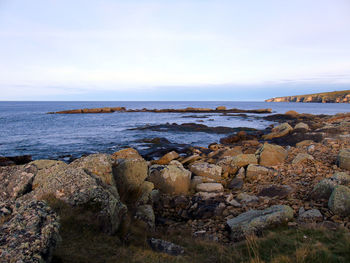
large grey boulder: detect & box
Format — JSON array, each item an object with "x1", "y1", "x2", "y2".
[
  {"x1": 28, "y1": 160, "x2": 127, "y2": 234},
  {"x1": 189, "y1": 162, "x2": 222, "y2": 180},
  {"x1": 148, "y1": 161, "x2": 191, "y2": 195},
  {"x1": 0, "y1": 200, "x2": 60, "y2": 263},
  {"x1": 227, "y1": 205, "x2": 294, "y2": 241},
  {"x1": 328, "y1": 185, "x2": 350, "y2": 217},
  {"x1": 256, "y1": 143, "x2": 287, "y2": 166},
  {"x1": 310, "y1": 172, "x2": 350, "y2": 200},
  {"x1": 338, "y1": 148, "x2": 350, "y2": 170}
]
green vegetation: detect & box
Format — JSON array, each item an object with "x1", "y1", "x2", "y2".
[{"x1": 48, "y1": 197, "x2": 350, "y2": 263}]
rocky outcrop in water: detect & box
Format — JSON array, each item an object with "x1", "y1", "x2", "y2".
[{"x1": 266, "y1": 90, "x2": 350, "y2": 103}]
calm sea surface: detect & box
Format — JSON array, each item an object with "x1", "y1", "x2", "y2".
[{"x1": 1, "y1": 101, "x2": 349, "y2": 160}]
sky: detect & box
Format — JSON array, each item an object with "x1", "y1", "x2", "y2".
[{"x1": 0, "y1": 0, "x2": 349, "y2": 101}]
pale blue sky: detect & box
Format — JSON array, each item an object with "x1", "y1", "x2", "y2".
[{"x1": 0, "y1": 0, "x2": 349, "y2": 100}]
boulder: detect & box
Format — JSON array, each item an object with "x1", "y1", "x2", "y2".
[
  {"x1": 196, "y1": 183, "x2": 224, "y2": 193},
  {"x1": 296, "y1": 140, "x2": 314, "y2": 148},
  {"x1": 30, "y1": 162, "x2": 127, "y2": 234},
  {"x1": 111, "y1": 148, "x2": 143, "y2": 160},
  {"x1": 256, "y1": 143, "x2": 287, "y2": 166},
  {"x1": 310, "y1": 172, "x2": 350, "y2": 200},
  {"x1": 0, "y1": 200, "x2": 60, "y2": 263},
  {"x1": 328, "y1": 185, "x2": 350, "y2": 217},
  {"x1": 70, "y1": 153, "x2": 115, "y2": 186},
  {"x1": 217, "y1": 154, "x2": 256, "y2": 176},
  {"x1": 113, "y1": 158, "x2": 148, "y2": 195},
  {"x1": 263, "y1": 123, "x2": 293, "y2": 140},
  {"x1": 189, "y1": 162, "x2": 222, "y2": 181},
  {"x1": 285, "y1": 110, "x2": 299, "y2": 117},
  {"x1": 152, "y1": 151, "x2": 179, "y2": 165},
  {"x1": 180, "y1": 154, "x2": 201, "y2": 165},
  {"x1": 227, "y1": 205, "x2": 294, "y2": 241},
  {"x1": 338, "y1": 148, "x2": 350, "y2": 170},
  {"x1": 294, "y1": 122, "x2": 309, "y2": 131},
  {"x1": 246, "y1": 164, "x2": 270, "y2": 181},
  {"x1": 227, "y1": 177, "x2": 244, "y2": 190},
  {"x1": 298, "y1": 208, "x2": 323, "y2": 223},
  {"x1": 148, "y1": 162, "x2": 191, "y2": 195},
  {"x1": 292, "y1": 153, "x2": 314, "y2": 165},
  {"x1": 135, "y1": 204, "x2": 155, "y2": 229},
  {"x1": 136, "y1": 181, "x2": 154, "y2": 205}
]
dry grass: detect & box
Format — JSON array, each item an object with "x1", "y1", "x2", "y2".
[{"x1": 46, "y1": 197, "x2": 350, "y2": 263}]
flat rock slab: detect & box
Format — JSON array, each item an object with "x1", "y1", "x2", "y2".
[
  {"x1": 227, "y1": 205, "x2": 294, "y2": 241},
  {"x1": 196, "y1": 183, "x2": 224, "y2": 193}
]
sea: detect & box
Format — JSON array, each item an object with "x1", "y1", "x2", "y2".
[{"x1": 1, "y1": 101, "x2": 349, "y2": 160}]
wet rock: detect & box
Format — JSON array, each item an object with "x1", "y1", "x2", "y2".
[
  {"x1": 256, "y1": 143, "x2": 287, "y2": 166},
  {"x1": 152, "y1": 151, "x2": 179, "y2": 165},
  {"x1": 257, "y1": 185, "x2": 293, "y2": 199},
  {"x1": 227, "y1": 205, "x2": 294, "y2": 241},
  {"x1": 271, "y1": 132, "x2": 324, "y2": 147},
  {"x1": 140, "y1": 137, "x2": 170, "y2": 144},
  {"x1": 189, "y1": 162, "x2": 222, "y2": 181},
  {"x1": 196, "y1": 183, "x2": 224, "y2": 193},
  {"x1": 328, "y1": 185, "x2": 350, "y2": 217},
  {"x1": 246, "y1": 164, "x2": 270, "y2": 181},
  {"x1": 337, "y1": 148, "x2": 350, "y2": 170},
  {"x1": 148, "y1": 162, "x2": 191, "y2": 195},
  {"x1": 216, "y1": 106, "x2": 227, "y2": 111},
  {"x1": 298, "y1": 209, "x2": 323, "y2": 223},
  {"x1": 0, "y1": 200, "x2": 60, "y2": 263},
  {"x1": 292, "y1": 153, "x2": 314, "y2": 165},
  {"x1": 263, "y1": 122, "x2": 293, "y2": 140},
  {"x1": 0, "y1": 155, "x2": 32, "y2": 166},
  {"x1": 148, "y1": 238, "x2": 184, "y2": 256}
]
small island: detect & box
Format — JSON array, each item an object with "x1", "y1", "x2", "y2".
[{"x1": 266, "y1": 90, "x2": 350, "y2": 103}]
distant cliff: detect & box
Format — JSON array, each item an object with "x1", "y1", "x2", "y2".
[{"x1": 266, "y1": 90, "x2": 350, "y2": 103}]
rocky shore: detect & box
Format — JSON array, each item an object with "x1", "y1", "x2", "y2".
[
  {"x1": 266, "y1": 89, "x2": 350, "y2": 103},
  {"x1": 1, "y1": 110, "x2": 350, "y2": 262},
  {"x1": 48, "y1": 106, "x2": 272, "y2": 114}
]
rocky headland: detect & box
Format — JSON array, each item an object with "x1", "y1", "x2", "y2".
[
  {"x1": 266, "y1": 90, "x2": 350, "y2": 103},
  {"x1": 1, "y1": 111, "x2": 350, "y2": 262}
]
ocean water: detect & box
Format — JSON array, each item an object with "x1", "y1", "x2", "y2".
[{"x1": 0, "y1": 101, "x2": 349, "y2": 160}]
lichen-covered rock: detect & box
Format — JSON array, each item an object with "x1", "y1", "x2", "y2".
[
  {"x1": 0, "y1": 200, "x2": 60, "y2": 263},
  {"x1": 196, "y1": 183, "x2": 224, "y2": 193},
  {"x1": 70, "y1": 153, "x2": 115, "y2": 186},
  {"x1": 236, "y1": 193, "x2": 258, "y2": 203},
  {"x1": 256, "y1": 143, "x2": 287, "y2": 166},
  {"x1": 0, "y1": 164, "x2": 37, "y2": 201},
  {"x1": 328, "y1": 185, "x2": 350, "y2": 217},
  {"x1": 113, "y1": 158, "x2": 148, "y2": 194},
  {"x1": 338, "y1": 148, "x2": 350, "y2": 170},
  {"x1": 135, "y1": 204, "x2": 155, "y2": 229},
  {"x1": 246, "y1": 164, "x2": 270, "y2": 181},
  {"x1": 292, "y1": 153, "x2": 314, "y2": 165},
  {"x1": 332, "y1": 172, "x2": 350, "y2": 185},
  {"x1": 227, "y1": 205, "x2": 294, "y2": 241},
  {"x1": 263, "y1": 123, "x2": 293, "y2": 140},
  {"x1": 298, "y1": 209, "x2": 323, "y2": 223},
  {"x1": 149, "y1": 162, "x2": 191, "y2": 194},
  {"x1": 189, "y1": 162, "x2": 222, "y2": 180},
  {"x1": 30, "y1": 164, "x2": 127, "y2": 234},
  {"x1": 310, "y1": 172, "x2": 350, "y2": 200}
]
